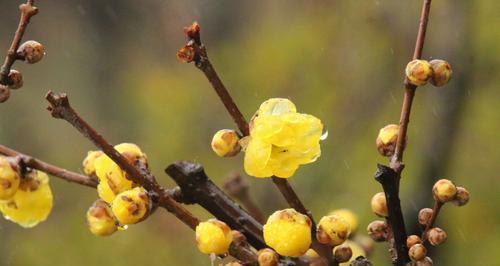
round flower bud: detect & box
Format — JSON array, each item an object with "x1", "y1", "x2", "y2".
[
  {"x1": 263, "y1": 208, "x2": 312, "y2": 257},
  {"x1": 0, "y1": 85, "x2": 10, "y2": 103},
  {"x1": 426, "y1": 227, "x2": 447, "y2": 246},
  {"x1": 409, "y1": 243, "x2": 427, "y2": 261},
  {"x1": 7, "y1": 69, "x2": 23, "y2": 90},
  {"x1": 195, "y1": 219, "x2": 233, "y2": 255},
  {"x1": 406, "y1": 235, "x2": 422, "y2": 248},
  {"x1": 337, "y1": 240, "x2": 366, "y2": 266},
  {"x1": 432, "y1": 179, "x2": 457, "y2": 203},
  {"x1": 333, "y1": 244, "x2": 353, "y2": 263},
  {"x1": 416, "y1": 257, "x2": 433, "y2": 266},
  {"x1": 0, "y1": 156, "x2": 21, "y2": 200},
  {"x1": 86, "y1": 199, "x2": 117, "y2": 236},
  {"x1": 329, "y1": 208, "x2": 359, "y2": 233},
  {"x1": 111, "y1": 187, "x2": 151, "y2": 225},
  {"x1": 429, "y1": 59, "x2": 452, "y2": 87},
  {"x1": 257, "y1": 248, "x2": 279, "y2": 266},
  {"x1": 82, "y1": 150, "x2": 103, "y2": 176},
  {"x1": 211, "y1": 129, "x2": 241, "y2": 157},
  {"x1": 418, "y1": 208, "x2": 434, "y2": 226},
  {"x1": 376, "y1": 124, "x2": 401, "y2": 157},
  {"x1": 0, "y1": 170, "x2": 53, "y2": 228},
  {"x1": 405, "y1": 59, "x2": 433, "y2": 86},
  {"x1": 371, "y1": 192, "x2": 388, "y2": 217},
  {"x1": 452, "y1": 186, "x2": 470, "y2": 206},
  {"x1": 367, "y1": 220, "x2": 388, "y2": 242},
  {"x1": 316, "y1": 214, "x2": 351, "y2": 246},
  {"x1": 17, "y1": 40, "x2": 45, "y2": 64}
]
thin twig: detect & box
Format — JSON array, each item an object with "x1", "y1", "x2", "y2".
[
  {"x1": 0, "y1": 1, "x2": 38, "y2": 85},
  {"x1": 178, "y1": 23, "x2": 335, "y2": 265},
  {"x1": 0, "y1": 144, "x2": 98, "y2": 188}
]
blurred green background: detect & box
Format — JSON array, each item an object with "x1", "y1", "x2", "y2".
[{"x1": 0, "y1": 0, "x2": 498, "y2": 265}]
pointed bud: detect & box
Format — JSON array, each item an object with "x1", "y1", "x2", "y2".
[
  {"x1": 86, "y1": 199, "x2": 117, "y2": 236},
  {"x1": 316, "y1": 214, "x2": 351, "y2": 246}
]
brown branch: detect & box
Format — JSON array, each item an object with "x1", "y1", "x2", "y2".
[
  {"x1": 44, "y1": 91, "x2": 261, "y2": 265},
  {"x1": 421, "y1": 200, "x2": 443, "y2": 242},
  {"x1": 166, "y1": 161, "x2": 266, "y2": 249},
  {"x1": 0, "y1": 1, "x2": 38, "y2": 85},
  {"x1": 0, "y1": 144, "x2": 98, "y2": 188},
  {"x1": 178, "y1": 23, "x2": 335, "y2": 265},
  {"x1": 223, "y1": 173, "x2": 265, "y2": 223}
]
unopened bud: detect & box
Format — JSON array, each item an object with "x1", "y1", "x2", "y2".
[
  {"x1": 257, "y1": 248, "x2": 279, "y2": 266},
  {"x1": 406, "y1": 235, "x2": 422, "y2": 248},
  {"x1": 452, "y1": 186, "x2": 470, "y2": 206},
  {"x1": 408, "y1": 243, "x2": 427, "y2": 261},
  {"x1": 0, "y1": 85, "x2": 10, "y2": 103},
  {"x1": 18, "y1": 40, "x2": 45, "y2": 64},
  {"x1": 367, "y1": 220, "x2": 388, "y2": 242},
  {"x1": 429, "y1": 59, "x2": 452, "y2": 87},
  {"x1": 371, "y1": 192, "x2": 388, "y2": 217},
  {"x1": 416, "y1": 256, "x2": 433, "y2": 266},
  {"x1": 405, "y1": 59, "x2": 433, "y2": 86},
  {"x1": 376, "y1": 124, "x2": 401, "y2": 157},
  {"x1": 333, "y1": 244, "x2": 353, "y2": 263},
  {"x1": 211, "y1": 129, "x2": 241, "y2": 157},
  {"x1": 7, "y1": 70, "x2": 23, "y2": 90},
  {"x1": 432, "y1": 179, "x2": 457, "y2": 203},
  {"x1": 426, "y1": 227, "x2": 447, "y2": 246},
  {"x1": 418, "y1": 208, "x2": 434, "y2": 226}
]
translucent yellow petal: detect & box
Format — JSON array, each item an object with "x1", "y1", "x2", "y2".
[
  {"x1": 244, "y1": 138, "x2": 273, "y2": 178},
  {"x1": 0, "y1": 171, "x2": 52, "y2": 228},
  {"x1": 257, "y1": 98, "x2": 297, "y2": 117}
]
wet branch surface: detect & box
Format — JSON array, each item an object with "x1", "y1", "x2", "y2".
[
  {"x1": 0, "y1": 0, "x2": 38, "y2": 85},
  {"x1": 379, "y1": 1, "x2": 433, "y2": 265}
]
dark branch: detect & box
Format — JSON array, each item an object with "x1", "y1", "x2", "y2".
[{"x1": 0, "y1": 144, "x2": 98, "y2": 188}]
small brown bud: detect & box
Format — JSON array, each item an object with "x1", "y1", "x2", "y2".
[
  {"x1": 257, "y1": 248, "x2": 279, "y2": 266},
  {"x1": 427, "y1": 227, "x2": 447, "y2": 246},
  {"x1": 370, "y1": 192, "x2": 388, "y2": 217},
  {"x1": 408, "y1": 243, "x2": 427, "y2": 261},
  {"x1": 415, "y1": 256, "x2": 433, "y2": 266},
  {"x1": 418, "y1": 208, "x2": 434, "y2": 226},
  {"x1": 376, "y1": 124, "x2": 403, "y2": 157},
  {"x1": 184, "y1": 22, "x2": 201, "y2": 39},
  {"x1": 429, "y1": 59, "x2": 452, "y2": 87},
  {"x1": 7, "y1": 70, "x2": 23, "y2": 90},
  {"x1": 406, "y1": 235, "x2": 422, "y2": 248},
  {"x1": 333, "y1": 244, "x2": 353, "y2": 263},
  {"x1": 367, "y1": 220, "x2": 388, "y2": 242},
  {"x1": 0, "y1": 85, "x2": 10, "y2": 103},
  {"x1": 452, "y1": 186, "x2": 470, "y2": 206},
  {"x1": 405, "y1": 59, "x2": 433, "y2": 86},
  {"x1": 17, "y1": 40, "x2": 45, "y2": 64},
  {"x1": 176, "y1": 45, "x2": 195, "y2": 63},
  {"x1": 432, "y1": 179, "x2": 457, "y2": 203}
]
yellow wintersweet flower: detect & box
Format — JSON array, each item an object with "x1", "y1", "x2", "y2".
[
  {"x1": 93, "y1": 143, "x2": 147, "y2": 203},
  {"x1": 244, "y1": 98, "x2": 323, "y2": 178},
  {"x1": 0, "y1": 170, "x2": 53, "y2": 228}
]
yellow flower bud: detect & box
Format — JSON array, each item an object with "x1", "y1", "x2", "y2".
[
  {"x1": 409, "y1": 243, "x2": 427, "y2": 261},
  {"x1": 7, "y1": 70, "x2": 23, "y2": 90},
  {"x1": 432, "y1": 179, "x2": 457, "y2": 203},
  {"x1": 257, "y1": 248, "x2": 279, "y2": 266},
  {"x1": 263, "y1": 208, "x2": 312, "y2": 257},
  {"x1": 406, "y1": 235, "x2": 422, "y2": 248},
  {"x1": 376, "y1": 124, "x2": 401, "y2": 157},
  {"x1": 18, "y1": 40, "x2": 45, "y2": 64},
  {"x1": 0, "y1": 156, "x2": 21, "y2": 200},
  {"x1": 418, "y1": 208, "x2": 433, "y2": 226},
  {"x1": 416, "y1": 257, "x2": 433, "y2": 266},
  {"x1": 82, "y1": 150, "x2": 103, "y2": 176},
  {"x1": 426, "y1": 227, "x2": 447, "y2": 246},
  {"x1": 429, "y1": 59, "x2": 452, "y2": 87},
  {"x1": 211, "y1": 129, "x2": 241, "y2": 157},
  {"x1": 329, "y1": 209, "x2": 359, "y2": 233},
  {"x1": 371, "y1": 192, "x2": 388, "y2": 217},
  {"x1": 405, "y1": 59, "x2": 433, "y2": 86},
  {"x1": 111, "y1": 187, "x2": 151, "y2": 225},
  {"x1": 86, "y1": 199, "x2": 117, "y2": 236},
  {"x1": 195, "y1": 219, "x2": 233, "y2": 255},
  {"x1": 333, "y1": 244, "x2": 353, "y2": 263},
  {"x1": 337, "y1": 240, "x2": 366, "y2": 266},
  {"x1": 0, "y1": 170, "x2": 52, "y2": 228},
  {"x1": 367, "y1": 220, "x2": 388, "y2": 242},
  {"x1": 316, "y1": 214, "x2": 351, "y2": 246},
  {"x1": 452, "y1": 186, "x2": 470, "y2": 206}
]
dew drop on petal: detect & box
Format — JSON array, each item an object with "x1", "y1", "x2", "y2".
[{"x1": 320, "y1": 130, "x2": 329, "y2": 141}]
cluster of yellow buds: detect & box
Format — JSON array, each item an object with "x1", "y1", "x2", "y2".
[
  {"x1": 0, "y1": 40, "x2": 45, "y2": 103},
  {"x1": 83, "y1": 143, "x2": 152, "y2": 236},
  {"x1": 405, "y1": 59, "x2": 452, "y2": 87},
  {"x1": 0, "y1": 158, "x2": 53, "y2": 228}
]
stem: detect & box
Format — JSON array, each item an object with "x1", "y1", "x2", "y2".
[
  {"x1": 224, "y1": 173, "x2": 265, "y2": 223},
  {"x1": 421, "y1": 200, "x2": 443, "y2": 242},
  {"x1": 0, "y1": 1, "x2": 38, "y2": 85},
  {"x1": 0, "y1": 144, "x2": 98, "y2": 188}
]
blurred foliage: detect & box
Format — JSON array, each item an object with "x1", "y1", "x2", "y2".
[{"x1": 0, "y1": 0, "x2": 499, "y2": 265}]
